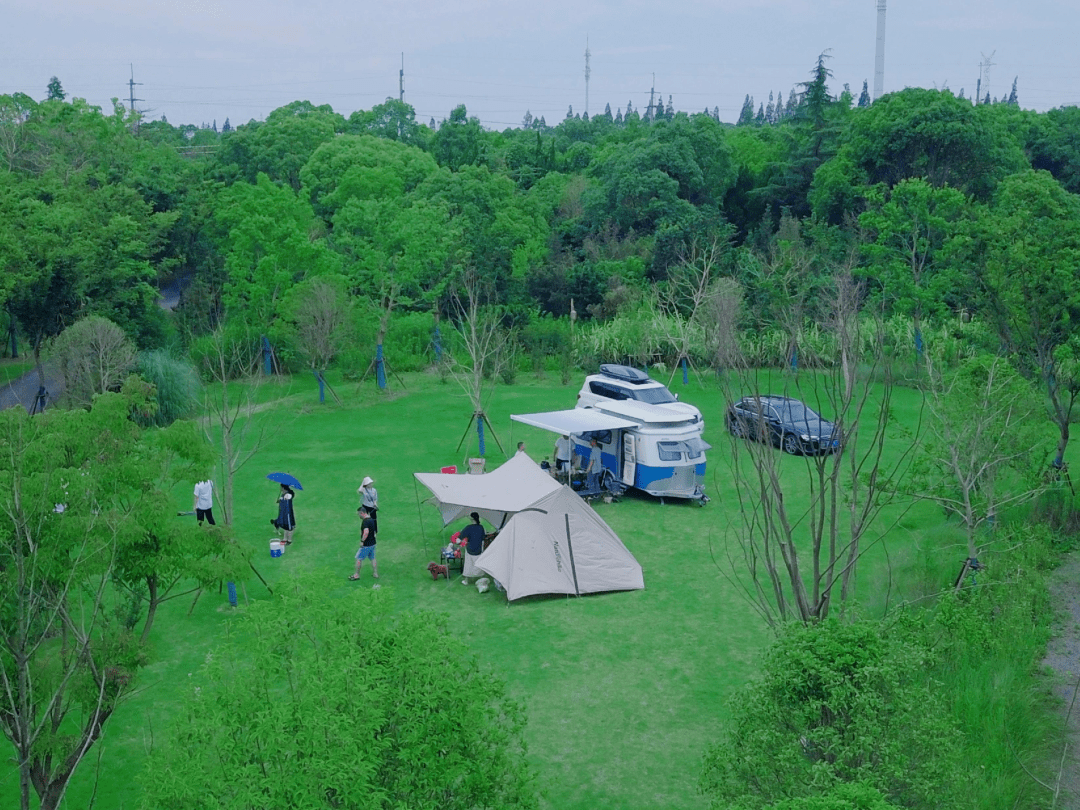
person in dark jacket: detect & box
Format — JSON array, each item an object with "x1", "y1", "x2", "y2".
[{"x1": 274, "y1": 484, "x2": 297, "y2": 544}]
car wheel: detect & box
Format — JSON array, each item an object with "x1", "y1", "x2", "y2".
[
  {"x1": 782, "y1": 434, "x2": 801, "y2": 455},
  {"x1": 729, "y1": 418, "x2": 746, "y2": 439}
]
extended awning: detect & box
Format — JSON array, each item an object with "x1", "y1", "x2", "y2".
[{"x1": 511, "y1": 409, "x2": 638, "y2": 436}]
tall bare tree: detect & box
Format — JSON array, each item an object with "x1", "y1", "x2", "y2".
[
  {"x1": 288, "y1": 275, "x2": 354, "y2": 403},
  {"x1": 445, "y1": 269, "x2": 507, "y2": 457},
  {"x1": 718, "y1": 269, "x2": 918, "y2": 625},
  {"x1": 912, "y1": 354, "x2": 1048, "y2": 576}
]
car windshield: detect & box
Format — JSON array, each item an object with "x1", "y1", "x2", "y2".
[
  {"x1": 634, "y1": 386, "x2": 677, "y2": 404},
  {"x1": 778, "y1": 402, "x2": 823, "y2": 424}
]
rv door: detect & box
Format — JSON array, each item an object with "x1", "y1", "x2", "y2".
[{"x1": 621, "y1": 432, "x2": 637, "y2": 486}]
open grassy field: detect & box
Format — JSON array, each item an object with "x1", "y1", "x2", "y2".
[{"x1": 3, "y1": 367, "x2": 980, "y2": 809}]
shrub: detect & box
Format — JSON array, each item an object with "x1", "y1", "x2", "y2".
[
  {"x1": 50, "y1": 315, "x2": 137, "y2": 408},
  {"x1": 141, "y1": 581, "x2": 538, "y2": 809},
  {"x1": 135, "y1": 350, "x2": 201, "y2": 426},
  {"x1": 701, "y1": 620, "x2": 964, "y2": 810}
]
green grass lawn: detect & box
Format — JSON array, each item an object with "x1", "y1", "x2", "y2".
[
  {"x1": 0, "y1": 358, "x2": 32, "y2": 386},
  {"x1": 3, "y1": 367, "x2": 996, "y2": 809}
]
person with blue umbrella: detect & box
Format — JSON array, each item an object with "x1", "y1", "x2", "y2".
[{"x1": 267, "y1": 473, "x2": 301, "y2": 545}]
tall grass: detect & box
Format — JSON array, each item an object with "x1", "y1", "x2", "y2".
[{"x1": 137, "y1": 349, "x2": 202, "y2": 426}]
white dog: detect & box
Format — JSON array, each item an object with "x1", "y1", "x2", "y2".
[{"x1": 475, "y1": 577, "x2": 490, "y2": 594}]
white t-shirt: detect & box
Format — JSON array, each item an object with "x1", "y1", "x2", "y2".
[
  {"x1": 555, "y1": 436, "x2": 572, "y2": 461},
  {"x1": 193, "y1": 480, "x2": 214, "y2": 510}
]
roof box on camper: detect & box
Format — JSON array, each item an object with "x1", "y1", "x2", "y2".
[{"x1": 598, "y1": 364, "x2": 650, "y2": 385}]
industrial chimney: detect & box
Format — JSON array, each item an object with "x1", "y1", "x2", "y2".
[{"x1": 874, "y1": 0, "x2": 886, "y2": 100}]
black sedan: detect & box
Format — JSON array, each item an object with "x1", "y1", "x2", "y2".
[{"x1": 725, "y1": 396, "x2": 840, "y2": 455}]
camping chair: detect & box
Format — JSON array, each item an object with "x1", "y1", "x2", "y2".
[{"x1": 467, "y1": 458, "x2": 486, "y2": 475}]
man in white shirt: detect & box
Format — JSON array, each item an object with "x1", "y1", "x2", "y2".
[
  {"x1": 554, "y1": 435, "x2": 571, "y2": 472},
  {"x1": 193, "y1": 479, "x2": 215, "y2": 526}
]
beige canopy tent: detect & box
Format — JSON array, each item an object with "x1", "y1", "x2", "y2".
[
  {"x1": 413, "y1": 452, "x2": 561, "y2": 528},
  {"x1": 415, "y1": 455, "x2": 644, "y2": 601},
  {"x1": 475, "y1": 485, "x2": 645, "y2": 601}
]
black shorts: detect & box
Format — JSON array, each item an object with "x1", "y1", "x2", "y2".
[
  {"x1": 196, "y1": 508, "x2": 216, "y2": 525},
  {"x1": 556, "y1": 459, "x2": 569, "y2": 471}
]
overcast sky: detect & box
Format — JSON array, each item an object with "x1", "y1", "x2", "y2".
[{"x1": 2, "y1": 0, "x2": 1076, "y2": 130}]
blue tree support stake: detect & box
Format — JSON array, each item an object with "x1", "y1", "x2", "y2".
[
  {"x1": 314, "y1": 370, "x2": 325, "y2": 403},
  {"x1": 790, "y1": 346, "x2": 798, "y2": 373},
  {"x1": 477, "y1": 414, "x2": 485, "y2": 456},
  {"x1": 433, "y1": 324, "x2": 442, "y2": 362},
  {"x1": 914, "y1": 326, "x2": 924, "y2": 358},
  {"x1": 227, "y1": 581, "x2": 238, "y2": 608},
  {"x1": 682, "y1": 357, "x2": 688, "y2": 385},
  {"x1": 376, "y1": 343, "x2": 386, "y2": 390}
]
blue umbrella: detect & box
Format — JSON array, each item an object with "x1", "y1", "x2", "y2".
[{"x1": 267, "y1": 472, "x2": 303, "y2": 490}]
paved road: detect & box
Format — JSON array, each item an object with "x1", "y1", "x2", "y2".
[{"x1": 0, "y1": 361, "x2": 64, "y2": 413}]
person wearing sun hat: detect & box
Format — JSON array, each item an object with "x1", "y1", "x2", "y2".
[{"x1": 358, "y1": 476, "x2": 378, "y2": 531}]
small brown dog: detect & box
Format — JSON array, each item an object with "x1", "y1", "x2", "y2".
[{"x1": 427, "y1": 561, "x2": 449, "y2": 581}]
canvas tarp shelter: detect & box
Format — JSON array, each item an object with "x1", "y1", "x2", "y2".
[
  {"x1": 476, "y1": 485, "x2": 645, "y2": 601},
  {"x1": 510, "y1": 408, "x2": 638, "y2": 435},
  {"x1": 413, "y1": 452, "x2": 561, "y2": 528}
]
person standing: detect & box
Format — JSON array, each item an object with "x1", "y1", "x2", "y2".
[
  {"x1": 554, "y1": 434, "x2": 571, "y2": 473},
  {"x1": 586, "y1": 437, "x2": 603, "y2": 493},
  {"x1": 358, "y1": 476, "x2": 378, "y2": 532},
  {"x1": 515, "y1": 441, "x2": 527, "y2": 456},
  {"x1": 350, "y1": 506, "x2": 378, "y2": 580},
  {"x1": 275, "y1": 484, "x2": 296, "y2": 544},
  {"x1": 459, "y1": 511, "x2": 486, "y2": 584},
  {"x1": 193, "y1": 479, "x2": 215, "y2": 526}
]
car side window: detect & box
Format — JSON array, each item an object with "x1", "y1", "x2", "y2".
[{"x1": 766, "y1": 407, "x2": 781, "y2": 422}]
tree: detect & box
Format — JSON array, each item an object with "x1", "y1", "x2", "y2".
[
  {"x1": 189, "y1": 325, "x2": 271, "y2": 527},
  {"x1": 49, "y1": 315, "x2": 136, "y2": 408},
  {"x1": 719, "y1": 268, "x2": 914, "y2": 625},
  {"x1": 286, "y1": 275, "x2": 355, "y2": 402},
  {"x1": 432, "y1": 104, "x2": 486, "y2": 172},
  {"x1": 911, "y1": 355, "x2": 1047, "y2": 568},
  {"x1": 858, "y1": 178, "x2": 967, "y2": 352},
  {"x1": 857, "y1": 79, "x2": 871, "y2": 108},
  {"x1": 446, "y1": 270, "x2": 508, "y2": 457},
  {"x1": 0, "y1": 391, "x2": 224, "y2": 810},
  {"x1": 141, "y1": 581, "x2": 538, "y2": 809},
  {"x1": 974, "y1": 170, "x2": 1080, "y2": 468},
  {"x1": 45, "y1": 77, "x2": 65, "y2": 102}
]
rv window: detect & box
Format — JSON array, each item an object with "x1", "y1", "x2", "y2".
[
  {"x1": 657, "y1": 441, "x2": 682, "y2": 461},
  {"x1": 588, "y1": 430, "x2": 613, "y2": 445}
]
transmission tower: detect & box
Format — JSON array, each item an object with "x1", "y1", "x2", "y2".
[
  {"x1": 584, "y1": 37, "x2": 591, "y2": 117},
  {"x1": 399, "y1": 53, "x2": 405, "y2": 103},
  {"x1": 127, "y1": 64, "x2": 143, "y2": 113},
  {"x1": 873, "y1": 0, "x2": 887, "y2": 100},
  {"x1": 976, "y1": 51, "x2": 996, "y2": 104}
]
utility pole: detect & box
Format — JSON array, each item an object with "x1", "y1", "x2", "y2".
[
  {"x1": 647, "y1": 73, "x2": 655, "y2": 120},
  {"x1": 399, "y1": 53, "x2": 404, "y2": 103},
  {"x1": 873, "y1": 0, "x2": 887, "y2": 101},
  {"x1": 584, "y1": 37, "x2": 591, "y2": 118},
  {"x1": 127, "y1": 64, "x2": 143, "y2": 113}
]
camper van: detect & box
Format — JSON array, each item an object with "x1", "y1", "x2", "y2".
[{"x1": 512, "y1": 398, "x2": 711, "y2": 504}]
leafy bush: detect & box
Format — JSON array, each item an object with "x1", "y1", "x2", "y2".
[
  {"x1": 701, "y1": 620, "x2": 964, "y2": 810},
  {"x1": 135, "y1": 350, "x2": 201, "y2": 426},
  {"x1": 141, "y1": 580, "x2": 538, "y2": 810}
]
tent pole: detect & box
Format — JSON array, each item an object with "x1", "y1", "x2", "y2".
[{"x1": 564, "y1": 513, "x2": 581, "y2": 596}]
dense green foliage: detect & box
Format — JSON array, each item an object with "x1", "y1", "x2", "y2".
[
  {"x1": 2, "y1": 64, "x2": 1079, "y2": 810},
  {"x1": 141, "y1": 580, "x2": 538, "y2": 810}
]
